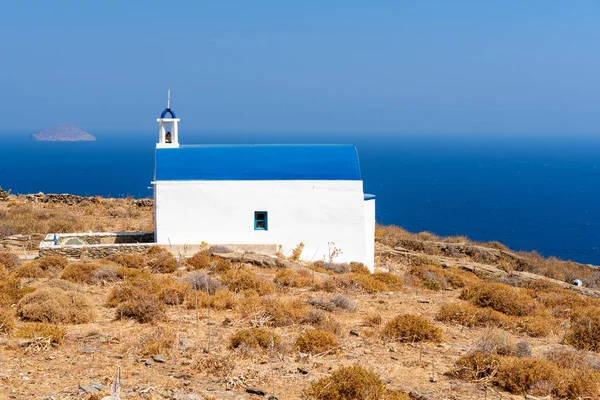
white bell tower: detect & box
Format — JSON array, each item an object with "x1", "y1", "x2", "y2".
[{"x1": 157, "y1": 90, "x2": 180, "y2": 148}]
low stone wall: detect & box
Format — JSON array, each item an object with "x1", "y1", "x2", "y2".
[
  {"x1": 52, "y1": 232, "x2": 154, "y2": 245},
  {"x1": 39, "y1": 243, "x2": 155, "y2": 258},
  {"x1": 1, "y1": 234, "x2": 46, "y2": 251},
  {"x1": 6, "y1": 192, "x2": 153, "y2": 207}
]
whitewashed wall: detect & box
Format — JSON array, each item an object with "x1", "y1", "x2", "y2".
[
  {"x1": 155, "y1": 180, "x2": 372, "y2": 267},
  {"x1": 363, "y1": 199, "x2": 376, "y2": 270}
]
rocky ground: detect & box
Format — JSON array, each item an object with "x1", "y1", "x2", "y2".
[{"x1": 1, "y1": 196, "x2": 600, "y2": 400}]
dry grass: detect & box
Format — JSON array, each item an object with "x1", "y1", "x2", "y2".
[
  {"x1": 15, "y1": 322, "x2": 66, "y2": 344},
  {"x1": 60, "y1": 262, "x2": 103, "y2": 284},
  {"x1": 565, "y1": 306, "x2": 600, "y2": 351},
  {"x1": 229, "y1": 328, "x2": 280, "y2": 350},
  {"x1": 0, "y1": 307, "x2": 15, "y2": 334},
  {"x1": 109, "y1": 253, "x2": 147, "y2": 269},
  {"x1": 0, "y1": 252, "x2": 21, "y2": 270},
  {"x1": 304, "y1": 365, "x2": 385, "y2": 400},
  {"x1": 220, "y1": 267, "x2": 274, "y2": 295},
  {"x1": 295, "y1": 330, "x2": 338, "y2": 354},
  {"x1": 186, "y1": 289, "x2": 237, "y2": 311},
  {"x1": 436, "y1": 302, "x2": 510, "y2": 328},
  {"x1": 274, "y1": 269, "x2": 313, "y2": 288},
  {"x1": 115, "y1": 292, "x2": 166, "y2": 323},
  {"x1": 17, "y1": 287, "x2": 95, "y2": 324},
  {"x1": 148, "y1": 251, "x2": 178, "y2": 274},
  {"x1": 191, "y1": 353, "x2": 236, "y2": 378},
  {"x1": 382, "y1": 314, "x2": 442, "y2": 343},
  {"x1": 460, "y1": 282, "x2": 541, "y2": 317},
  {"x1": 139, "y1": 326, "x2": 176, "y2": 356},
  {"x1": 0, "y1": 197, "x2": 153, "y2": 234}
]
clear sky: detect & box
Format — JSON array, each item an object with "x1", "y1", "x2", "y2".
[{"x1": 1, "y1": 1, "x2": 599, "y2": 135}]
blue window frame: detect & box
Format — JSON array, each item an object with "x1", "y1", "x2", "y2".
[{"x1": 254, "y1": 211, "x2": 268, "y2": 230}]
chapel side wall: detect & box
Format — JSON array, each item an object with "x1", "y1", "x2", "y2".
[
  {"x1": 154, "y1": 180, "x2": 368, "y2": 265},
  {"x1": 363, "y1": 199, "x2": 376, "y2": 271}
]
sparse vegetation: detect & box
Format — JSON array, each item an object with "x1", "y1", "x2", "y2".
[
  {"x1": 15, "y1": 322, "x2": 66, "y2": 344},
  {"x1": 304, "y1": 365, "x2": 385, "y2": 400},
  {"x1": 295, "y1": 330, "x2": 338, "y2": 354},
  {"x1": 139, "y1": 326, "x2": 176, "y2": 356},
  {"x1": 382, "y1": 314, "x2": 442, "y2": 342},
  {"x1": 17, "y1": 287, "x2": 95, "y2": 324},
  {"x1": 229, "y1": 328, "x2": 280, "y2": 350}
]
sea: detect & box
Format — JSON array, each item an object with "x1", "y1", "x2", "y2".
[{"x1": 1, "y1": 131, "x2": 599, "y2": 265}]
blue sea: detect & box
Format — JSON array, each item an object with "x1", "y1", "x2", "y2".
[{"x1": 1, "y1": 132, "x2": 599, "y2": 265}]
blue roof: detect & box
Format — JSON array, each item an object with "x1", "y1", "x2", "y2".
[{"x1": 155, "y1": 144, "x2": 362, "y2": 181}]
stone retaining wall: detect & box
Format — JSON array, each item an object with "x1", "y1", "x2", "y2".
[
  {"x1": 39, "y1": 243, "x2": 155, "y2": 258},
  {"x1": 0, "y1": 191, "x2": 153, "y2": 207},
  {"x1": 1, "y1": 234, "x2": 46, "y2": 251}
]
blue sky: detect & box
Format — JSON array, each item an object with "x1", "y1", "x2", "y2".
[{"x1": 1, "y1": 1, "x2": 599, "y2": 134}]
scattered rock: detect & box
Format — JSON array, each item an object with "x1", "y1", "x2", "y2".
[
  {"x1": 78, "y1": 384, "x2": 99, "y2": 395},
  {"x1": 417, "y1": 299, "x2": 431, "y2": 304},
  {"x1": 152, "y1": 354, "x2": 168, "y2": 363},
  {"x1": 246, "y1": 388, "x2": 267, "y2": 396},
  {"x1": 78, "y1": 346, "x2": 96, "y2": 354},
  {"x1": 181, "y1": 359, "x2": 192, "y2": 366},
  {"x1": 297, "y1": 367, "x2": 309, "y2": 375},
  {"x1": 349, "y1": 329, "x2": 360, "y2": 336}
]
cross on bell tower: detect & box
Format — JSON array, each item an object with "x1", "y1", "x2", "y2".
[{"x1": 157, "y1": 90, "x2": 180, "y2": 148}]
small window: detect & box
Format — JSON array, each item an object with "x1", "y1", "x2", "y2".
[{"x1": 254, "y1": 211, "x2": 268, "y2": 230}]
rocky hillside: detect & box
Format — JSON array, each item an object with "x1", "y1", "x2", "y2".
[{"x1": 0, "y1": 196, "x2": 600, "y2": 399}]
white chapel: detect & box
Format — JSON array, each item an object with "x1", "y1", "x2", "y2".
[{"x1": 152, "y1": 96, "x2": 376, "y2": 270}]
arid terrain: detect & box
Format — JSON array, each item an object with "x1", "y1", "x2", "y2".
[{"x1": 1, "y1": 194, "x2": 600, "y2": 400}]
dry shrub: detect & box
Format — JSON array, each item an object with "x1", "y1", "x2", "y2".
[
  {"x1": 305, "y1": 309, "x2": 342, "y2": 335},
  {"x1": 220, "y1": 267, "x2": 274, "y2": 295},
  {"x1": 0, "y1": 308, "x2": 15, "y2": 334},
  {"x1": 494, "y1": 357, "x2": 559, "y2": 396},
  {"x1": 12, "y1": 262, "x2": 48, "y2": 279},
  {"x1": 274, "y1": 269, "x2": 313, "y2": 288},
  {"x1": 17, "y1": 287, "x2": 94, "y2": 324},
  {"x1": 565, "y1": 306, "x2": 600, "y2": 351},
  {"x1": 105, "y1": 274, "x2": 160, "y2": 307},
  {"x1": 349, "y1": 262, "x2": 370, "y2": 274},
  {"x1": 526, "y1": 287, "x2": 592, "y2": 318},
  {"x1": 314, "y1": 261, "x2": 350, "y2": 274},
  {"x1": 330, "y1": 294, "x2": 357, "y2": 311},
  {"x1": 384, "y1": 390, "x2": 411, "y2": 400},
  {"x1": 92, "y1": 266, "x2": 120, "y2": 283},
  {"x1": 436, "y1": 302, "x2": 509, "y2": 328},
  {"x1": 515, "y1": 341, "x2": 532, "y2": 358},
  {"x1": 382, "y1": 314, "x2": 442, "y2": 343},
  {"x1": 139, "y1": 326, "x2": 176, "y2": 356},
  {"x1": 372, "y1": 272, "x2": 403, "y2": 290},
  {"x1": 60, "y1": 262, "x2": 102, "y2": 284},
  {"x1": 38, "y1": 255, "x2": 68, "y2": 270},
  {"x1": 191, "y1": 353, "x2": 235, "y2": 378},
  {"x1": 0, "y1": 252, "x2": 21, "y2": 269},
  {"x1": 115, "y1": 266, "x2": 145, "y2": 280},
  {"x1": 109, "y1": 254, "x2": 146, "y2": 269},
  {"x1": 304, "y1": 365, "x2": 385, "y2": 400},
  {"x1": 259, "y1": 299, "x2": 311, "y2": 327},
  {"x1": 363, "y1": 313, "x2": 382, "y2": 327},
  {"x1": 115, "y1": 292, "x2": 165, "y2": 323},
  {"x1": 475, "y1": 329, "x2": 516, "y2": 356},
  {"x1": 156, "y1": 276, "x2": 189, "y2": 305},
  {"x1": 185, "y1": 289, "x2": 237, "y2": 310},
  {"x1": 42, "y1": 279, "x2": 80, "y2": 292},
  {"x1": 460, "y1": 282, "x2": 540, "y2": 316},
  {"x1": 545, "y1": 348, "x2": 587, "y2": 369},
  {"x1": 0, "y1": 276, "x2": 35, "y2": 306},
  {"x1": 148, "y1": 252, "x2": 178, "y2": 273},
  {"x1": 229, "y1": 328, "x2": 280, "y2": 350},
  {"x1": 450, "y1": 351, "x2": 501, "y2": 381},
  {"x1": 517, "y1": 316, "x2": 555, "y2": 337},
  {"x1": 186, "y1": 272, "x2": 222, "y2": 294},
  {"x1": 295, "y1": 330, "x2": 338, "y2": 354},
  {"x1": 15, "y1": 322, "x2": 66, "y2": 344},
  {"x1": 327, "y1": 273, "x2": 389, "y2": 293},
  {"x1": 187, "y1": 251, "x2": 212, "y2": 270}
]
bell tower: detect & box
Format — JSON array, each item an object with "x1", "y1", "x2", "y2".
[{"x1": 157, "y1": 90, "x2": 180, "y2": 148}]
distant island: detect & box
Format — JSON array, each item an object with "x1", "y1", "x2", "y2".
[{"x1": 31, "y1": 123, "x2": 96, "y2": 142}]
